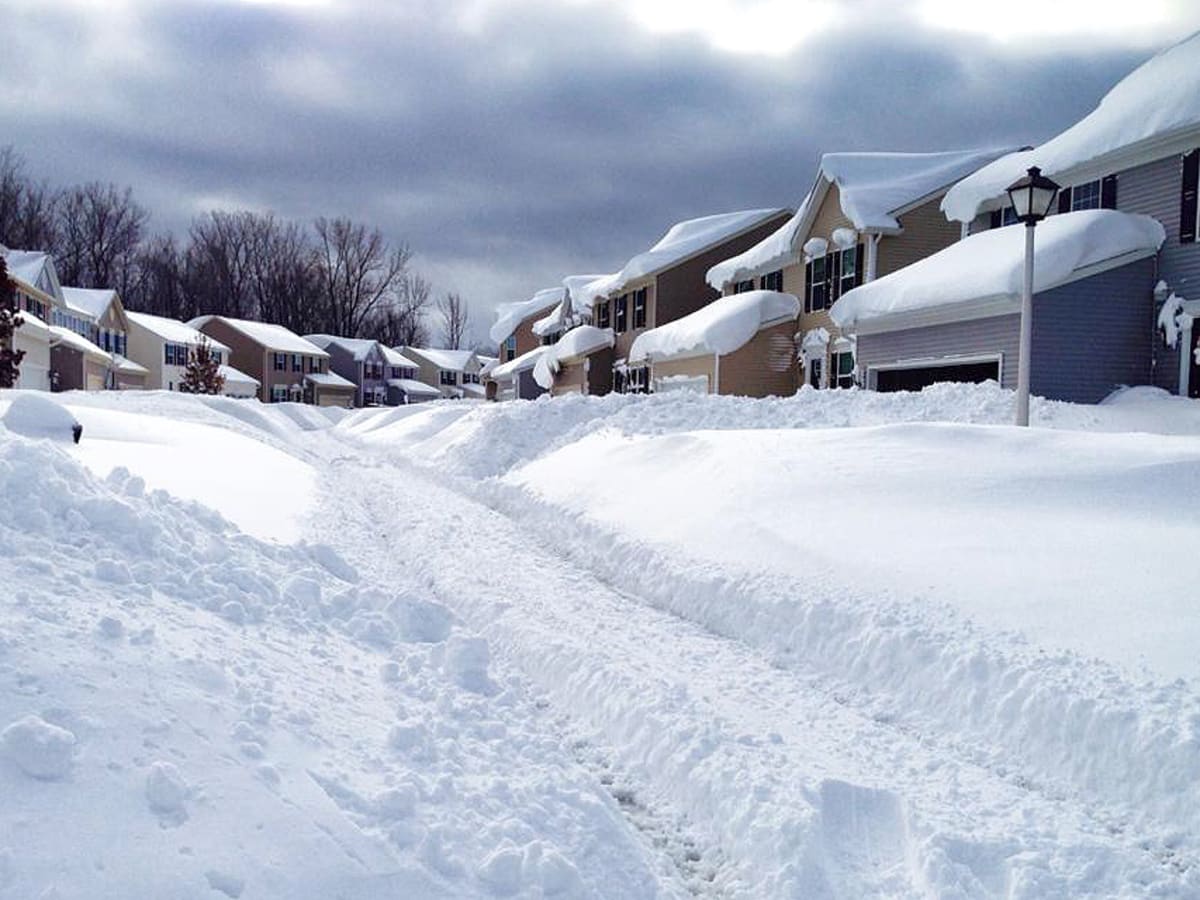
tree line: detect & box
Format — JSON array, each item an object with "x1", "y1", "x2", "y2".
[{"x1": 0, "y1": 146, "x2": 474, "y2": 349}]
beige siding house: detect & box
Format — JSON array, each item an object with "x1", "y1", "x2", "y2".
[
  {"x1": 404, "y1": 348, "x2": 482, "y2": 399},
  {"x1": 707, "y1": 149, "x2": 1013, "y2": 391},
  {"x1": 126, "y1": 311, "x2": 259, "y2": 397}
]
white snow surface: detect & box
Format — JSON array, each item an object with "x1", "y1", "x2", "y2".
[
  {"x1": 706, "y1": 193, "x2": 815, "y2": 290},
  {"x1": 218, "y1": 364, "x2": 260, "y2": 387},
  {"x1": 577, "y1": 209, "x2": 788, "y2": 308},
  {"x1": 8, "y1": 382, "x2": 1200, "y2": 898},
  {"x1": 48, "y1": 325, "x2": 111, "y2": 362},
  {"x1": 61, "y1": 286, "x2": 118, "y2": 320},
  {"x1": 488, "y1": 287, "x2": 564, "y2": 344},
  {"x1": 126, "y1": 311, "x2": 232, "y2": 353},
  {"x1": 562, "y1": 273, "x2": 612, "y2": 317},
  {"x1": 489, "y1": 346, "x2": 545, "y2": 381},
  {"x1": 942, "y1": 31, "x2": 1200, "y2": 222},
  {"x1": 532, "y1": 326, "x2": 615, "y2": 389},
  {"x1": 831, "y1": 209, "x2": 1165, "y2": 329},
  {"x1": 1, "y1": 394, "x2": 80, "y2": 441},
  {"x1": 407, "y1": 347, "x2": 477, "y2": 372},
  {"x1": 629, "y1": 290, "x2": 799, "y2": 363},
  {"x1": 2, "y1": 248, "x2": 62, "y2": 298},
  {"x1": 188, "y1": 316, "x2": 329, "y2": 357}
]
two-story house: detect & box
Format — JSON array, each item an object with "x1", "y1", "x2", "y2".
[
  {"x1": 404, "y1": 347, "x2": 482, "y2": 399},
  {"x1": 542, "y1": 208, "x2": 792, "y2": 396},
  {"x1": 706, "y1": 148, "x2": 1012, "y2": 392},
  {"x1": 56, "y1": 287, "x2": 148, "y2": 390},
  {"x1": 304, "y1": 334, "x2": 436, "y2": 406},
  {"x1": 191, "y1": 315, "x2": 354, "y2": 405},
  {"x1": 487, "y1": 286, "x2": 567, "y2": 400},
  {"x1": 2, "y1": 247, "x2": 56, "y2": 391},
  {"x1": 840, "y1": 31, "x2": 1200, "y2": 402},
  {"x1": 125, "y1": 310, "x2": 259, "y2": 397}
]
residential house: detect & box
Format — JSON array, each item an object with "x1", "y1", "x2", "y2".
[
  {"x1": 487, "y1": 286, "x2": 566, "y2": 400},
  {"x1": 304, "y1": 334, "x2": 437, "y2": 406},
  {"x1": 830, "y1": 210, "x2": 1164, "y2": 401},
  {"x1": 1, "y1": 247, "x2": 56, "y2": 391},
  {"x1": 404, "y1": 347, "x2": 483, "y2": 399},
  {"x1": 544, "y1": 208, "x2": 792, "y2": 396},
  {"x1": 940, "y1": 31, "x2": 1200, "y2": 399},
  {"x1": 707, "y1": 148, "x2": 1013, "y2": 392},
  {"x1": 125, "y1": 310, "x2": 259, "y2": 397},
  {"x1": 628, "y1": 290, "x2": 801, "y2": 396},
  {"x1": 59, "y1": 287, "x2": 148, "y2": 390},
  {"x1": 190, "y1": 315, "x2": 354, "y2": 406}
]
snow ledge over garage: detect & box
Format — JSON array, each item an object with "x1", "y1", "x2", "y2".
[
  {"x1": 942, "y1": 31, "x2": 1200, "y2": 223},
  {"x1": 830, "y1": 209, "x2": 1165, "y2": 330},
  {"x1": 629, "y1": 291, "x2": 799, "y2": 363},
  {"x1": 489, "y1": 287, "x2": 565, "y2": 345},
  {"x1": 533, "y1": 326, "x2": 615, "y2": 389}
]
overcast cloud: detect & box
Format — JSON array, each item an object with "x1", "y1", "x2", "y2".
[{"x1": 5, "y1": 0, "x2": 1200, "y2": 344}]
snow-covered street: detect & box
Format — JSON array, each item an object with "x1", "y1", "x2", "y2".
[{"x1": 2, "y1": 386, "x2": 1200, "y2": 897}]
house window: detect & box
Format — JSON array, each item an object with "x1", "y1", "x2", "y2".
[
  {"x1": 541, "y1": 333, "x2": 555, "y2": 346},
  {"x1": 617, "y1": 365, "x2": 649, "y2": 394},
  {"x1": 439, "y1": 370, "x2": 456, "y2": 386},
  {"x1": 614, "y1": 294, "x2": 628, "y2": 333},
  {"x1": 838, "y1": 247, "x2": 859, "y2": 298},
  {"x1": 808, "y1": 356, "x2": 824, "y2": 389},
  {"x1": 504, "y1": 334, "x2": 516, "y2": 361},
  {"x1": 292, "y1": 354, "x2": 302, "y2": 372},
  {"x1": 1070, "y1": 179, "x2": 1101, "y2": 211},
  {"x1": 805, "y1": 255, "x2": 828, "y2": 313},
  {"x1": 734, "y1": 280, "x2": 755, "y2": 294},
  {"x1": 596, "y1": 301, "x2": 611, "y2": 329},
  {"x1": 273, "y1": 353, "x2": 287, "y2": 371},
  {"x1": 271, "y1": 385, "x2": 288, "y2": 402},
  {"x1": 212, "y1": 351, "x2": 222, "y2": 365},
  {"x1": 834, "y1": 351, "x2": 855, "y2": 389},
  {"x1": 760, "y1": 270, "x2": 783, "y2": 292},
  {"x1": 632, "y1": 288, "x2": 647, "y2": 329}
]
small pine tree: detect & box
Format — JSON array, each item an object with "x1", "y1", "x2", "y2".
[
  {"x1": 0, "y1": 257, "x2": 26, "y2": 389},
  {"x1": 179, "y1": 336, "x2": 226, "y2": 395}
]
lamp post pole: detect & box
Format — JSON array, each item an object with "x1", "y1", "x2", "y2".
[{"x1": 1015, "y1": 221, "x2": 1036, "y2": 427}]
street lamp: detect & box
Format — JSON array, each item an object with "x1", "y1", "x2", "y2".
[{"x1": 1006, "y1": 166, "x2": 1060, "y2": 427}]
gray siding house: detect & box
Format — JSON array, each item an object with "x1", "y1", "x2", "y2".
[
  {"x1": 940, "y1": 31, "x2": 1200, "y2": 399},
  {"x1": 304, "y1": 335, "x2": 436, "y2": 406}
]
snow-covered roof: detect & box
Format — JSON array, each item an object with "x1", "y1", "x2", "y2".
[
  {"x1": 218, "y1": 364, "x2": 259, "y2": 386},
  {"x1": 387, "y1": 377, "x2": 441, "y2": 396},
  {"x1": 629, "y1": 291, "x2": 800, "y2": 364},
  {"x1": 189, "y1": 316, "x2": 329, "y2": 357},
  {"x1": 304, "y1": 371, "x2": 356, "y2": 389},
  {"x1": 821, "y1": 149, "x2": 1013, "y2": 232},
  {"x1": 13, "y1": 308, "x2": 51, "y2": 341},
  {"x1": 61, "y1": 287, "x2": 119, "y2": 321},
  {"x1": 577, "y1": 209, "x2": 789, "y2": 308},
  {"x1": 48, "y1": 325, "x2": 111, "y2": 363},
  {"x1": 380, "y1": 346, "x2": 420, "y2": 369},
  {"x1": 113, "y1": 354, "x2": 148, "y2": 376},
  {"x1": 407, "y1": 347, "x2": 478, "y2": 372},
  {"x1": 490, "y1": 346, "x2": 545, "y2": 380},
  {"x1": 127, "y1": 311, "x2": 232, "y2": 353},
  {"x1": 532, "y1": 301, "x2": 567, "y2": 337},
  {"x1": 830, "y1": 210, "x2": 1165, "y2": 331},
  {"x1": 489, "y1": 287, "x2": 566, "y2": 344},
  {"x1": 943, "y1": 32, "x2": 1200, "y2": 223},
  {"x1": 460, "y1": 382, "x2": 486, "y2": 397},
  {"x1": 706, "y1": 193, "x2": 815, "y2": 290},
  {"x1": 532, "y1": 325, "x2": 615, "y2": 389},
  {"x1": 2, "y1": 249, "x2": 62, "y2": 300},
  {"x1": 563, "y1": 273, "x2": 613, "y2": 316},
  {"x1": 304, "y1": 334, "x2": 414, "y2": 367}
]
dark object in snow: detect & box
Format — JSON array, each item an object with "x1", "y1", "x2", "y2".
[{"x1": 2, "y1": 394, "x2": 82, "y2": 443}]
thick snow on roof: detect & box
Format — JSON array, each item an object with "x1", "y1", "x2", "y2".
[
  {"x1": 490, "y1": 346, "x2": 545, "y2": 380},
  {"x1": 531, "y1": 301, "x2": 568, "y2": 337},
  {"x1": 943, "y1": 32, "x2": 1200, "y2": 223},
  {"x1": 113, "y1": 354, "x2": 148, "y2": 375},
  {"x1": 578, "y1": 209, "x2": 788, "y2": 308},
  {"x1": 305, "y1": 371, "x2": 355, "y2": 389},
  {"x1": 127, "y1": 311, "x2": 231, "y2": 352},
  {"x1": 822, "y1": 148, "x2": 1014, "y2": 231},
  {"x1": 2, "y1": 248, "x2": 61, "y2": 299},
  {"x1": 189, "y1": 316, "x2": 328, "y2": 356},
  {"x1": 532, "y1": 326, "x2": 615, "y2": 389},
  {"x1": 707, "y1": 194, "x2": 814, "y2": 289},
  {"x1": 380, "y1": 346, "x2": 420, "y2": 369},
  {"x1": 304, "y1": 334, "x2": 403, "y2": 364},
  {"x1": 408, "y1": 347, "x2": 477, "y2": 372},
  {"x1": 830, "y1": 210, "x2": 1165, "y2": 330},
  {"x1": 489, "y1": 287, "x2": 565, "y2": 344},
  {"x1": 630, "y1": 291, "x2": 799, "y2": 363},
  {"x1": 562, "y1": 273, "x2": 612, "y2": 316},
  {"x1": 218, "y1": 364, "x2": 259, "y2": 386},
  {"x1": 62, "y1": 287, "x2": 118, "y2": 320},
  {"x1": 49, "y1": 325, "x2": 111, "y2": 362},
  {"x1": 13, "y1": 308, "x2": 51, "y2": 341},
  {"x1": 388, "y1": 377, "x2": 440, "y2": 396}
]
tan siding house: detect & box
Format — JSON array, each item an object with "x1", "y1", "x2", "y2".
[{"x1": 190, "y1": 315, "x2": 333, "y2": 404}]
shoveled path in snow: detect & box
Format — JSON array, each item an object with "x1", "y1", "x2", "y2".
[{"x1": 317, "y1": 447, "x2": 1190, "y2": 898}]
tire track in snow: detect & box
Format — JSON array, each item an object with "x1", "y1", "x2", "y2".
[{"x1": 317, "y1": 450, "x2": 1191, "y2": 898}]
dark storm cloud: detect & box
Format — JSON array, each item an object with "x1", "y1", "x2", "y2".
[{"x1": 0, "y1": 1, "x2": 1173, "y2": 340}]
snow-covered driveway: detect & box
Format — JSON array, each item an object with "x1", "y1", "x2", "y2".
[{"x1": 317, "y1": 439, "x2": 1195, "y2": 898}]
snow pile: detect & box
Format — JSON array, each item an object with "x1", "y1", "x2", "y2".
[
  {"x1": 830, "y1": 209, "x2": 1165, "y2": 329},
  {"x1": 943, "y1": 31, "x2": 1200, "y2": 222},
  {"x1": 629, "y1": 290, "x2": 799, "y2": 363},
  {"x1": 2, "y1": 394, "x2": 80, "y2": 442},
  {"x1": 576, "y1": 209, "x2": 788, "y2": 308},
  {"x1": 532, "y1": 325, "x2": 615, "y2": 389},
  {"x1": 706, "y1": 193, "x2": 814, "y2": 289},
  {"x1": 823, "y1": 147, "x2": 1014, "y2": 230},
  {"x1": 488, "y1": 287, "x2": 564, "y2": 344},
  {"x1": 530, "y1": 300, "x2": 566, "y2": 337}
]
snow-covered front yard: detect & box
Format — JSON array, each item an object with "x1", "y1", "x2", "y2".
[{"x1": 1, "y1": 384, "x2": 1199, "y2": 898}]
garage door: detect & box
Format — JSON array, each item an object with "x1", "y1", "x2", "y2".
[{"x1": 875, "y1": 360, "x2": 999, "y2": 393}]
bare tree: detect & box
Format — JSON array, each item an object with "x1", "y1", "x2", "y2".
[
  {"x1": 364, "y1": 271, "x2": 431, "y2": 347},
  {"x1": 313, "y1": 217, "x2": 410, "y2": 338},
  {"x1": 124, "y1": 234, "x2": 188, "y2": 318},
  {"x1": 0, "y1": 147, "x2": 58, "y2": 251},
  {"x1": 55, "y1": 182, "x2": 147, "y2": 287},
  {"x1": 183, "y1": 211, "x2": 261, "y2": 319},
  {"x1": 246, "y1": 215, "x2": 321, "y2": 333},
  {"x1": 437, "y1": 291, "x2": 469, "y2": 349}
]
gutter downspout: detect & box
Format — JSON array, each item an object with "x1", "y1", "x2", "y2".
[{"x1": 713, "y1": 353, "x2": 720, "y2": 395}]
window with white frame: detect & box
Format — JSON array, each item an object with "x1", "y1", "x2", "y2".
[
  {"x1": 614, "y1": 294, "x2": 628, "y2": 332},
  {"x1": 504, "y1": 334, "x2": 516, "y2": 361},
  {"x1": 632, "y1": 288, "x2": 647, "y2": 329},
  {"x1": 271, "y1": 385, "x2": 288, "y2": 402},
  {"x1": 596, "y1": 300, "x2": 611, "y2": 329},
  {"x1": 1070, "y1": 179, "x2": 1101, "y2": 211},
  {"x1": 834, "y1": 350, "x2": 855, "y2": 389},
  {"x1": 439, "y1": 369, "x2": 456, "y2": 385}
]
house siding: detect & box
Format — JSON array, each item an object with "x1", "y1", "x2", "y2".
[
  {"x1": 859, "y1": 316, "x2": 1019, "y2": 390},
  {"x1": 551, "y1": 360, "x2": 587, "y2": 396},
  {"x1": 651, "y1": 355, "x2": 714, "y2": 392},
  {"x1": 877, "y1": 196, "x2": 965, "y2": 276},
  {"x1": 717, "y1": 319, "x2": 799, "y2": 397},
  {"x1": 198, "y1": 319, "x2": 269, "y2": 401}
]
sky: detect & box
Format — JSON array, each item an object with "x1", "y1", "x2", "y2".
[{"x1": 6, "y1": 0, "x2": 1200, "y2": 345}]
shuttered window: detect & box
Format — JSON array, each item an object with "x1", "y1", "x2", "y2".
[
  {"x1": 1181, "y1": 149, "x2": 1199, "y2": 244},
  {"x1": 632, "y1": 288, "x2": 647, "y2": 328},
  {"x1": 734, "y1": 280, "x2": 754, "y2": 294},
  {"x1": 760, "y1": 270, "x2": 783, "y2": 292}
]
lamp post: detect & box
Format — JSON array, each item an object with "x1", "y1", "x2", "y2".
[{"x1": 1006, "y1": 166, "x2": 1060, "y2": 426}]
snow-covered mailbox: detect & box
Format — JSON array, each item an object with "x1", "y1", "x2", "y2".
[
  {"x1": 628, "y1": 290, "x2": 801, "y2": 397},
  {"x1": 829, "y1": 209, "x2": 1165, "y2": 403}
]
